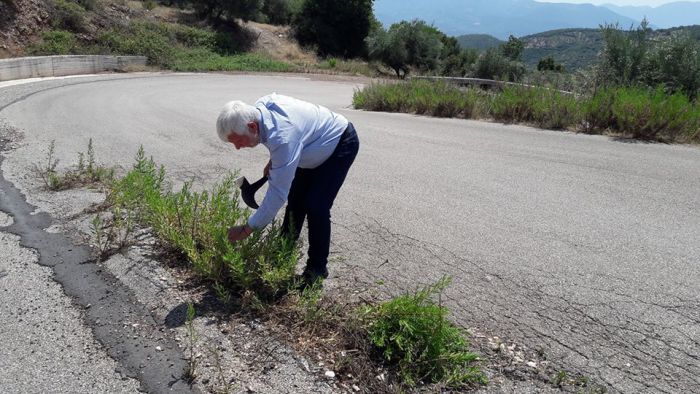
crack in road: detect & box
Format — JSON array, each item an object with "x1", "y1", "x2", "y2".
[
  {"x1": 333, "y1": 211, "x2": 700, "y2": 393},
  {"x1": 0, "y1": 141, "x2": 196, "y2": 394}
]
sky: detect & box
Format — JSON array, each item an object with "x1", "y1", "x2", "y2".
[{"x1": 536, "y1": 0, "x2": 694, "y2": 7}]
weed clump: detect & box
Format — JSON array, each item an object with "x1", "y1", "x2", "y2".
[
  {"x1": 33, "y1": 138, "x2": 114, "y2": 191},
  {"x1": 359, "y1": 276, "x2": 486, "y2": 388},
  {"x1": 108, "y1": 147, "x2": 299, "y2": 304}
]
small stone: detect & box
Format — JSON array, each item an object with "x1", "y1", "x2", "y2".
[
  {"x1": 155, "y1": 346, "x2": 163, "y2": 351},
  {"x1": 324, "y1": 370, "x2": 335, "y2": 378},
  {"x1": 352, "y1": 385, "x2": 360, "y2": 391},
  {"x1": 526, "y1": 361, "x2": 537, "y2": 368}
]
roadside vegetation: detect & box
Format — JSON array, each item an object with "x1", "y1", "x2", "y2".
[
  {"x1": 34, "y1": 143, "x2": 486, "y2": 390},
  {"x1": 354, "y1": 80, "x2": 700, "y2": 143},
  {"x1": 355, "y1": 20, "x2": 700, "y2": 143},
  {"x1": 33, "y1": 138, "x2": 114, "y2": 191}
]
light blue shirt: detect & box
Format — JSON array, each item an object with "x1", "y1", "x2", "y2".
[{"x1": 248, "y1": 93, "x2": 349, "y2": 229}]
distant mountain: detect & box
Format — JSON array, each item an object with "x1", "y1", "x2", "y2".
[
  {"x1": 456, "y1": 34, "x2": 503, "y2": 51},
  {"x1": 520, "y1": 28, "x2": 603, "y2": 71},
  {"x1": 602, "y1": 2, "x2": 700, "y2": 29},
  {"x1": 373, "y1": 0, "x2": 639, "y2": 39},
  {"x1": 497, "y1": 25, "x2": 700, "y2": 72}
]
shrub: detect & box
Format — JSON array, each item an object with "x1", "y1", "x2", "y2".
[
  {"x1": 583, "y1": 86, "x2": 700, "y2": 141},
  {"x1": 169, "y1": 49, "x2": 293, "y2": 72},
  {"x1": 50, "y1": 0, "x2": 87, "y2": 32},
  {"x1": 354, "y1": 80, "x2": 485, "y2": 119},
  {"x1": 609, "y1": 87, "x2": 700, "y2": 141},
  {"x1": 359, "y1": 277, "x2": 486, "y2": 387},
  {"x1": 474, "y1": 48, "x2": 525, "y2": 82},
  {"x1": 491, "y1": 86, "x2": 580, "y2": 129},
  {"x1": 76, "y1": 0, "x2": 99, "y2": 11},
  {"x1": 29, "y1": 30, "x2": 76, "y2": 55},
  {"x1": 109, "y1": 148, "x2": 300, "y2": 303},
  {"x1": 97, "y1": 22, "x2": 174, "y2": 66}
]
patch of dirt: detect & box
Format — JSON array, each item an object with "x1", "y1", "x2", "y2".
[{"x1": 242, "y1": 20, "x2": 317, "y2": 66}]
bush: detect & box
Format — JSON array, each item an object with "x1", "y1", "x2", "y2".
[
  {"x1": 50, "y1": 0, "x2": 88, "y2": 32},
  {"x1": 29, "y1": 30, "x2": 76, "y2": 55},
  {"x1": 490, "y1": 86, "x2": 580, "y2": 129},
  {"x1": 97, "y1": 22, "x2": 174, "y2": 66},
  {"x1": 474, "y1": 48, "x2": 525, "y2": 82},
  {"x1": 109, "y1": 148, "x2": 300, "y2": 303},
  {"x1": 603, "y1": 87, "x2": 700, "y2": 141},
  {"x1": 359, "y1": 277, "x2": 486, "y2": 387},
  {"x1": 294, "y1": 0, "x2": 374, "y2": 58},
  {"x1": 260, "y1": 0, "x2": 294, "y2": 25},
  {"x1": 170, "y1": 49, "x2": 293, "y2": 72},
  {"x1": 642, "y1": 32, "x2": 700, "y2": 99},
  {"x1": 354, "y1": 81, "x2": 699, "y2": 143}
]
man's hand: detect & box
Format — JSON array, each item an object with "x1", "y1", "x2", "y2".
[
  {"x1": 228, "y1": 225, "x2": 253, "y2": 243},
  {"x1": 263, "y1": 160, "x2": 271, "y2": 178}
]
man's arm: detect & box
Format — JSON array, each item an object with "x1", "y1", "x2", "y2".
[{"x1": 247, "y1": 142, "x2": 303, "y2": 229}]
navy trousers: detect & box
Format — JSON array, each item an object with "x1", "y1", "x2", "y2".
[{"x1": 281, "y1": 123, "x2": 359, "y2": 275}]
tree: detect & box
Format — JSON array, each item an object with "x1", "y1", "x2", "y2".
[
  {"x1": 537, "y1": 56, "x2": 565, "y2": 72},
  {"x1": 439, "y1": 35, "x2": 477, "y2": 77},
  {"x1": 474, "y1": 48, "x2": 525, "y2": 81},
  {"x1": 191, "y1": 0, "x2": 263, "y2": 22},
  {"x1": 367, "y1": 28, "x2": 409, "y2": 78},
  {"x1": 294, "y1": 0, "x2": 374, "y2": 58},
  {"x1": 598, "y1": 19, "x2": 651, "y2": 86},
  {"x1": 501, "y1": 35, "x2": 524, "y2": 61},
  {"x1": 366, "y1": 19, "x2": 443, "y2": 78},
  {"x1": 642, "y1": 32, "x2": 700, "y2": 99}
]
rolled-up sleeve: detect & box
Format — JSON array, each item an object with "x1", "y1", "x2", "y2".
[{"x1": 247, "y1": 141, "x2": 303, "y2": 229}]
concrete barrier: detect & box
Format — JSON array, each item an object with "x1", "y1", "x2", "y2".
[{"x1": 0, "y1": 55, "x2": 148, "y2": 82}]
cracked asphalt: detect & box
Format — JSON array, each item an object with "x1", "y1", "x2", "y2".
[{"x1": 1, "y1": 73, "x2": 699, "y2": 393}]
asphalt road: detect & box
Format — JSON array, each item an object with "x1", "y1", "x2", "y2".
[{"x1": 1, "y1": 73, "x2": 698, "y2": 393}]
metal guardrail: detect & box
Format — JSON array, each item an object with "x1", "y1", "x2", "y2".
[
  {"x1": 0, "y1": 55, "x2": 148, "y2": 82},
  {"x1": 411, "y1": 76, "x2": 574, "y2": 95}
]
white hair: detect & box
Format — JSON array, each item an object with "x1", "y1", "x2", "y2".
[{"x1": 216, "y1": 100, "x2": 259, "y2": 142}]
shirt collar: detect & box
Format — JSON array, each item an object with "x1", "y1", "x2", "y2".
[{"x1": 256, "y1": 105, "x2": 273, "y2": 144}]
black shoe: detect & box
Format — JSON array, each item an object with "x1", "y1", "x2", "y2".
[{"x1": 295, "y1": 268, "x2": 328, "y2": 290}]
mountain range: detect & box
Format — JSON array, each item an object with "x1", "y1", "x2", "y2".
[{"x1": 373, "y1": 0, "x2": 700, "y2": 39}]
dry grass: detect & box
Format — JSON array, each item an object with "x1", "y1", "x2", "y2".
[{"x1": 243, "y1": 21, "x2": 318, "y2": 66}]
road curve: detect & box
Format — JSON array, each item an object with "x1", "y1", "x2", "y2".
[{"x1": 1, "y1": 73, "x2": 699, "y2": 393}]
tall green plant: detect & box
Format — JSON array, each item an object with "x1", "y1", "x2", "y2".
[
  {"x1": 109, "y1": 148, "x2": 300, "y2": 303},
  {"x1": 360, "y1": 276, "x2": 485, "y2": 387}
]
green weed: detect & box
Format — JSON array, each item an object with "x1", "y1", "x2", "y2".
[
  {"x1": 359, "y1": 276, "x2": 486, "y2": 388},
  {"x1": 107, "y1": 147, "x2": 300, "y2": 305},
  {"x1": 184, "y1": 302, "x2": 198, "y2": 383},
  {"x1": 33, "y1": 139, "x2": 113, "y2": 191},
  {"x1": 29, "y1": 30, "x2": 77, "y2": 55},
  {"x1": 490, "y1": 86, "x2": 581, "y2": 129}
]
